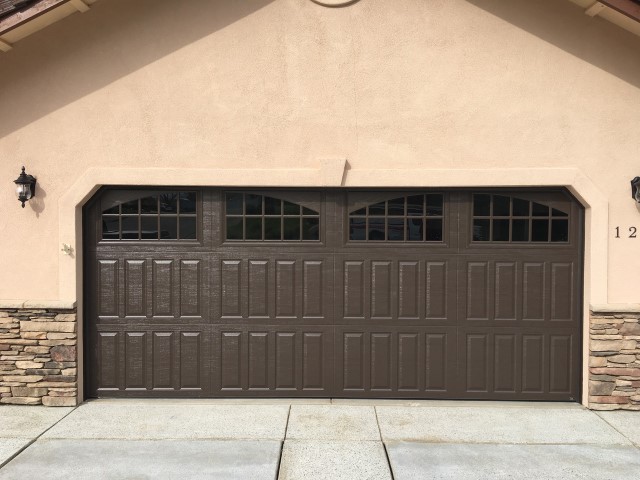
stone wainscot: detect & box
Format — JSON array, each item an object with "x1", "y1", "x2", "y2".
[
  {"x1": 0, "y1": 306, "x2": 77, "y2": 406},
  {"x1": 590, "y1": 308, "x2": 640, "y2": 410}
]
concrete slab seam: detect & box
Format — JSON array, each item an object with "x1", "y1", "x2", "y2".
[
  {"x1": 274, "y1": 404, "x2": 292, "y2": 479},
  {"x1": 0, "y1": 405, "x2": 78, "y2": 470},
  {"x1": 595, "y1": 413, "x2": 640, "y2": 450},
  {"x1": 374, "y1": 407, "x2": 396, "y2": 479}
]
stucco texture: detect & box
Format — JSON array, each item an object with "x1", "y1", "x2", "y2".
[{"x1": 0, "y1": 0, "x2": 639, "y2": 304}]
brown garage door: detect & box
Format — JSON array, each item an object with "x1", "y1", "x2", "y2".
[{"x1": 84, "y1": 189, "x2": 583, "y2": 401}]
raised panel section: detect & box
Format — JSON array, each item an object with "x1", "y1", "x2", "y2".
[
  {"x1": 398, "y1": 262, "x2": 419, "y2": 319},
  {"x1": 220, "y1": 332, "x2": 242, "y2": 389},
  {"x1": 98, "y1": 331, "x2": 119, "y2": 388},
  {"x1": 344, "y1": 261, "x2": 365, "y2": 318},
  {"x1": 466, "y1": 334, "x2": 489, "y2": 392},
  {"x1": 275, "y1": 332, "x2": 296, "y2": 389},
  {"x1": 550, "y1": 335, "x2": 572, "y2": 394},
  {"x1": 371, "y1": 262, "x2": 392, "y2": 318},
  {"x1": 248, "y1": 260, "x2": 269, "y2": 317},
  {"x1": 248, "y1": 332, "x2": 269, "y2": 389},
  {"x1": 180, "y1": 332, "x2": 202, "y2": 389},
  {"x1": 125, "y1": 260, "x2": 146, "y2": 317},
  {"x1": 276, "y1": 261, "x2": 296, "y2": 317},
  {"x1": 125, "y1": 332, "x2": 146, "y2": 389},
  {"x1": 342, "y1": 332, "x2": 365, "y2": 390},
  {"x1": 523, "y1": 263, "x2": 545, "y2": 321},
  {"x1": 370, "y1": 333, "x2": 392, "y2": 390},
  {"x1": 98, "y1": 260, "x2": 118, "y2": 317},
  {"x1": 180, "y1": 260, "x2": 200, "y2": 317},
  {"x1": 494, "y1": 262, "x2": 516, "y2": 321},
  {"x1": 302, "y1": 332, "x2": 325, "y2": 390},
  {"x1": 494, "y1": 334, "x2": 516, "y2": 393},
  {"x1": 398, "y1": 334, "x2": 419, "y2": 391},
  {"x1": 152, "y1": 260, "x2": 173, "y2": 317},
  {"x1": 522, "y1": 335, "x2": 544, "y2": 393},
  {"x1": 467, "y1": 263, "x2": 489, "y2": 320},
  {"x1": 551, "y1": 263, "x2": 573, "y2": 321},
  {"x1": 152, "y1": 332, "x2": 173, "y2": 389},
  {"x1": 425, "y1": 333, "x2": 448, "y2": 391},
  {"x1": 221, "y1": 260, "x2": 242, "y2": 317},
  {"x1": 425, "y1": 262, "x2": 447, "y2": 319},
  {"x1": 303, "y1": 261, "x2": 323, "y2": 318}
]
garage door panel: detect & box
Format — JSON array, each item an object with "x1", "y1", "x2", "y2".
[
  {"x1": 459, "y1": 328, "x2": 579, "y2": 400},
  {"x1": 217, "y1": 256, "x2": 333, "y2": 325},
  {"x1": 92, "y1": 325, "x2": 210, "y2": 397},
  {"x1": 335, "y1": 327, "x2": 457, "y2": 397},
  {"x1": 212, "y1": 326, "x2": 333, "y2": 395},
  {"x1": 336, "y1": 257, "x2": 457, "y2": 326}
]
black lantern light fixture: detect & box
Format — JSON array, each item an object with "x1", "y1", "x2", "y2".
[
  {"x1": 632, "y1": 177, "x2": 640, "y2": 204},
  {"x1": 14, "y1": 166, "x2": 36, "y2": 208}
]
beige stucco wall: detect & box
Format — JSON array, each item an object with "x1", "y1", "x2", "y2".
[{"x1": 0, "y1": 0, "x2": 639, "y2": 307}]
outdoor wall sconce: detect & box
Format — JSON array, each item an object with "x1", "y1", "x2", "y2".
[
  {"x1": 632, "y1": 177, "x2": 640, "y2": 204},
  {"x1": 14, "y1": 166, "x2": 36, "y2": 208}
]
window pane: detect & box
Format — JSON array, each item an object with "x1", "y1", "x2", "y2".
[
  {"x1": 492, "y1": 219, "x2": 509, "y2": 241},
  {"x1": 406, "y1": 218, "x2": 423, "y2": 241},
  {"x1": 245, "y1": 217, "x2": 262, "y2": 239},
  {"x1": 551, "y1": 219, "x2": 569, "y2": 242},
  {"x1": 283, "y1": 217, "x2": 300, "y2": 240},
  {"x1": 140, "y1": 196, "x2": 158, "y2": 214},
  {"x1": 532, "y1": 202, "x2": 549, "y2": 217},
  {"x1": 179, "y1": 217, "x2": 197, "y2": 240},
  {"x1": 552, "y1": 208, "x2": 568, "y2": 217},
  {"x1": 387, "y1": 218, "x2": 404, "y2": 240},
  {"x1": 303, "y1": 207, "x2": 318, "y2": 215},
  {"x1": 226, "y1": 193, "x2": 243, "y2": 215},
  {"x1": 512, "y1": 219, "x2": 529, "y2": 242},
  {"x1": 141, "y1": 217, "x2": 158, "y2": 240},
  {"x1": 159, "y1": 216, "x2": 177, "y2": 239},
  {"x1": 368, "y1": 217, "x2": 385, "y2": 240},
  {"x1": 532, "y1": 219, "x2": 549, "y2": 241},
  {"x1": 425, "y1": 219, "x2": 443, "y2": 241},
  {"x1": 349, "y1": 218, "x2": 366, "y2": 240},
  {"x1": 102, "y1": 216, "x2": 119, "y2": 240},
  {"x1": 369, "y1": 201, "x2": 386, "y2": 216},
  {"x1": 303, "y1": 218, "x2": 320, "y2": 241},
  {"x1": 159, "y1": 194, "x2": 178, "y2": 214},
  {"x1": 426, "y1": 194, "x2": 443, "y2": 216},
  {"x1": 351, "y1": 207, "x2": 366, "y2": 216},
  {"x1": 265, "y1": 197, "x2": 281, "y2": 215},
  {"x1": 179, "y1": 192, "x2": 197, "y2": 214},
  {"x1": 226, "y1": 217, "x2": 243, "y2": 240},
  {"x1": 283, "y1": 200, "x2": 300, "y2": 215},
  {"x1": 512, "y1": 198, "x2": 529, "y2": 217},
  {"x1": 407, "y1": 195, "x2": 424, "y2": 216},
  {"x1": 121, "y1": 199, "x2": 139, "y2": 215},
  {"x1": 388, "y1": 197, "x2": 405, "y2": 216},
  {"x1": 493, "y1": 195, "x2": 510, "y2": 216},
  {"x1": 473, "y1": 219, "x2": 490, "y2": 241},
  {"x1": 473, "y1": 194, "x2": 491, "y2": 216},
  {"x1": 264, "y1": 217, "x2": 281, "y2": 240},
  {"x1": 245, "y1": 194, "x2": 262, "y2": 215},
  {"x1": 121, "y1": 216, "x2": 139, "y2": 239},
  {"x1": 103, "y1": 204, "x2": 119, "y2": 215}
]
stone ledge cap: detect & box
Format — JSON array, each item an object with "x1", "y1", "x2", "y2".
[
  {"x1": 0, "y1": 300, "x2": 77, "y2": 310},
  {"x1": 590, "y1": 304, "x2": 640, "y2": 314}
]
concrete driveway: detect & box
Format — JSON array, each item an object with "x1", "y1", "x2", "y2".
[{"x1": 0, "y1": 400, "x2": 639, "y2": 479}]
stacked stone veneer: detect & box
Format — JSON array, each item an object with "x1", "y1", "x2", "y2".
[
  {"x1": 590, "y1": 310, "x2": 640, "y2": 410},
  {"x1": 0, "y1": 308, "x2": 77, "y2": 406}
]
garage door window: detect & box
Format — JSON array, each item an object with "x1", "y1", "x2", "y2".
[
  {"x1": 348, "y1": 194, "x2": 444, "y2": 242},
  {"x1": 101, "y1": 192, "x2": 198, "y2": 241},
  {"x1": 472, "y1": 194, "x2": 569, "y2": 243},
  {"x1": 225, "y1": 192, "x2": 320, "y2": 241}
]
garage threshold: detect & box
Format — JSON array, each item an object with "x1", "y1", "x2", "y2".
[{"x1": 84, "y1": 398, "x2": 584, "y2": 409}]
